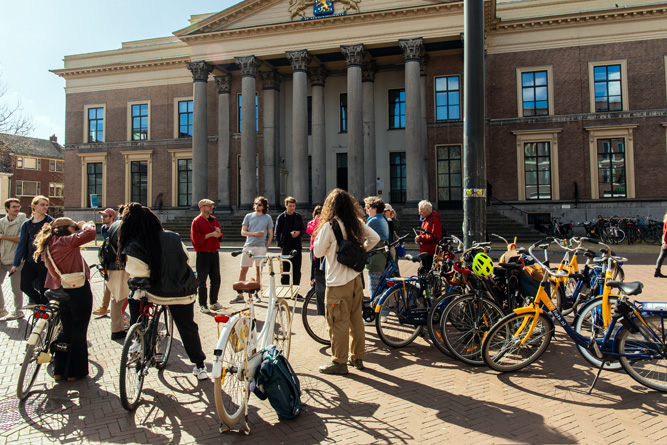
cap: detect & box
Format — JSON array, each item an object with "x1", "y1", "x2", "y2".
[
  {"x1": 98, "y1": 208, "x2": 117, "y2": 219},
  {"x1": 385, "y1": 204, "x2": 393, "y2": 211}
]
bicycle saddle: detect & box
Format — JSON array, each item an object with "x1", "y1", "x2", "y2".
[
  {"x1": 45, "y1": 287, "x2": 70, "y2": 302},
  {"x1": 233, "y1": 281, "x2": 261, "y2": 292},
  {"x1": 498, "y1": 262, "x2": 523, "y2": 270},
  {"x1": 405, "y1": 252, "x2": 428, "y2": 263},
  {"x1": 605, "y1": 280, "x2": 643, "y2": 296},
  {"x1": 128, "y1": 277, "x2": 151, "y2": 291}
]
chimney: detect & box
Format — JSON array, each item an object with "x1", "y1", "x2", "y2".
[{"x1": 50, "y1": 134, "x2": 57, "y2": 143}]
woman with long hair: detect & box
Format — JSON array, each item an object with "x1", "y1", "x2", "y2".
[
  {"x1": 117, "y1": 203, "x2": 209, "y2": 380},
  {"x1": 34, "y1": 217, "x2": 96, "y2": 381},
  {"x1": 313, "y1": 189, "x2": 380, "y2": 375}
]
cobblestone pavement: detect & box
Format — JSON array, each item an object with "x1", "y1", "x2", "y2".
[{"x1": 0, "y1": 249, "x2": 666, "y2": 444}]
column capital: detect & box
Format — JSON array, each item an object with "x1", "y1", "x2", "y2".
[
  {"x1": 309, "y1": 66, "x2": 329, "y2": 87},
  {"x1": 214, "y1": 74, "x2": 231, "y2": 94},
  {"x1": 420, "y1": 54, "x2": 429, "y2": 77},
  {"x1": 235, "y1": 56, "x2": 262, "y2": 78},
  {"x1": 399, "y1": 38, "x2": 424, "y2": 63},
  {"x1": 341, "y1": 44, "x2": 365, "y2": 67},
  {"x1": 260, "y1": 70, "x2": 282, "y2": 91},
  {"x1": 186, "y1": 61, "x2": 213, "y2": 82},
  {"x1": 361, "y1": 61, "x2": 378, "y2": 83},
  {"x1": 286, "y1": 50, "x2": 312, "y2": 72}
]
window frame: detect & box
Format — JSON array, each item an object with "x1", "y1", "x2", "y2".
[
  {"x1": 388, "y1": 88, "x2": 406, "y2": 130},
  {"x1": 121, "y1": 150, "x2": 153, "y2": 205},
  {"x1": 168, "y1": 149, "x2": 193, "y2": 207},
  {"x1": 434, "y1": 75, "x2": 462, "y2": 121},
  {"x1": 49, "y1": 182, "x2": 64, "y2": 198},
  {"x1": 77, "y1": 152, "x2": 108, "y2": 207},
  {"x1": 84, "y1": 104, "x2": 106, "y2": 143},
  {"x1": 127, "y1": 100, "x2": 151, "y2": 141},
  {"x1": 16, "y1": 156, "x2": 41, "y2": 170},
  {"x1": 16, "y1": 180, "x2": 40, "y2": 197},
  {"x1": 585, "y1": 125, "x2": 636, "y2": 199},
  {"x1": 49, "y1": 159, "x2": 64, "y2": 172},
  {"x1": 516, "y1": 66, "x2": 554, "y2": 117},
  {"x1": 513, "y1": 129, "x2": 562, "y2": 201},
  {"x1": 237, "y1": 93, "x2": 259, "y2": 133},
  {"x1": 173, "y1": 97, "x2": 194, "y2": 139},
  {"x1": 339, "y1": 93, "x2": 347, "y2": 133},
  {"x1": 588, "y1": 60, "x2": 629, "y2": 113}
]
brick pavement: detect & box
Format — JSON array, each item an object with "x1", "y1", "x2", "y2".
[{"x1": 0, "y1": 249, "x2": 665, "y2": 444}]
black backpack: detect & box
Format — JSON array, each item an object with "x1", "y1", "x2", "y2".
[
  {"x1": 98, "y1": 222, "x2": 119, "y2": 269},
  {"x1": 250, "y1": 346, "x2": 301, "y2": 420},
  {"x1": 331, "y1": 220, "x2": 367, "y2": 272}
]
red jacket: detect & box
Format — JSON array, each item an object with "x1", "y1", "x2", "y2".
[
  {"x1": 191, "y1": 214, "x2": 222, "y2": 252},
  {"x1": 418, "y1": 211, "x2": 442, "y2": 255}
]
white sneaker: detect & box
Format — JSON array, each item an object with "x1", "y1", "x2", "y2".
[
  {"x1": 209, "y1": 302, "x2": 223, "y2": 311},
  {"x1": 0, "y1": 308, "x2": 7, "y2": 319},
  {"x1": 200, "y1": 305, "x2": 210, "y2": 314},
  {"x1": 5, "y1": 311, "x2": 24, "y2": 321},
  {"x1": 193, "y1": 365, "x2": 209, "y2": 380}
]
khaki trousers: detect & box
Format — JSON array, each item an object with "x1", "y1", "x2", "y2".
[
  {"x1": 107, "y1": 270, "x2": 130, "y2": 333},
  {"x1": 325, "y1": 274, "x2": 365, "y2": 364}
]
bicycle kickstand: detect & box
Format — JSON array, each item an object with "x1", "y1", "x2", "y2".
[{"x1": 588, "y1": 361, "x2": 608, "y2": 394}]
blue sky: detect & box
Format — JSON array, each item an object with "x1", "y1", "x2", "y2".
[{"x1": 0, "y1": 0, "x2": 242, "y2": 142}]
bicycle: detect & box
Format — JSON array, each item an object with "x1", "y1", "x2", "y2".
[
  {"x1": 119, "y1": 278, "x2": 174, "y2": 411},
  {"x1": 212, "y1": 250, "x2": 297, "y2": 434},
  {"x1": 16, "y1": 287, "x2": 68, "y2": 400}
]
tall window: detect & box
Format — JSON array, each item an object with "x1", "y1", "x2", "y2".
[
  {"x1": 49, "y1": 160, "x2": 64, "y2": 172},
  {"x1": 16, "y1": 181, "x2": 40, "y2": 197},
  {"x1": 49, "y1": 182, "x2": 64, "y2": 198},
  {"x1": 594, "y1": 65, "x2": 622, "y2": 112},
  {"x1": 238, "y1": 94, "x2": 259, "y2": 132},
  {"x1": 597, "y1": 138, "x2": 626, "y2": 198},
  {"x1": 87, "y1": 162, "x2": 103, "y2": 207},
  {"x1": 131, "y1": 160, "x2": 148, "y2": 205},
  {"x1": 521, "y1": 71, "x2": 549, "y2": 117},
  {"x1": 435, "y1": 76, "x2": 460, "y2": 121},
  {"x1": 339, "y1": 93, "x2": 347, "y2": 133},
  {"x1": 177, "y1": 159, "x2": 192, "y2": 207},
  {"x1": 131, "y1": 104, "x2": 149, "y2": 140},
  {"x1": 389, "y1": 89, "x2": 405, "y2": 129},
  {"x1": 88, "y1": 107, "x2": 104, "y2": 142},
  {"x1": 178, "y1": 100, "x2": 193, "y2": 138},
  {"x1": 389, "y1": 152, "x2": 407, "y2": 203},
  {"x1": 436, "y1": 145, "x2": 462, "y2": 203},
  {"x1": 524, "y1": 142, "x2": 552, "y2": 199}
]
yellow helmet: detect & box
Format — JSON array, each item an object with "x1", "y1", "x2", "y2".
[{"x1": 472, "y1": 252, "x2": 494, "y2": 277}]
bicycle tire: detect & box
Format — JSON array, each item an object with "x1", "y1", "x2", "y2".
[
  {"x1": 153, "y1": 308, "x2": 174, "y2": 370},
  {"x1": 214, "y1": 318, "x2": 248, "y2": 427},
  {"x1": 16, "y1": 320, "x2": 50, "y2": 400},
  {"x1": 119, "y1": 323, "x2": 145, "y2": 411},
  {"x1": 375, "y1": 285, "x2": 422, "y2": 348},
  {"x1": 572, "y1": 297, "x2": 622, "y2": 370},
  {"x1": 642, "y1": 228, "x2": 659, "y2": 245},
  {"x1": 440, "y1": 293, "x2": 505, "y2": 366},
  {"x1": 617, "y1": 316, "x2": 667, "y2": 392},
  {"x1": 426, "y1": 291, "x2": 459, "y2": 358},
  {"x1": 481, "y1": 312, "x2": 553, "y2": 372},
  {"x1": 301, "y1": 286, "x2": 330, "y2": 345},
  {"x1": 273, "y1": 299, "x2": 292, "y2": 359}
]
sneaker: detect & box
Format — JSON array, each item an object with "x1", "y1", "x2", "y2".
[
  {"x1": 5, "y1": 311, "x2": 24, "y2": 321},
  {"x1": 200, "y1": 305, "x2": 210, "y2": 314},
  {"x1": 348, "y1": 358, "x2": 365, "y2": 370},
  {"x1": 229, "y1": 295, "x2": 245, "y2": 304},
  {"x1": 193, "y1": 365, "x2": 209, "y2": 380},
  {"x1": 92, "y1": 306, "x2": 110, "y2": 315},
  {"x1": 319, "y1": 362, "x2": 348, "y2": 375},
  {"x1": 253, "y1": 294, "x2": 261, "y2": 303},
  {"x1": 0, "y1": 308, "x2": 7, "y2": 319},
  {"x1": 209, "y1": 302, "x2": 223, "y2": 311}
]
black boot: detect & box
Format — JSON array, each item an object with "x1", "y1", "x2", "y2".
[{"x1": 655, "y1": 270, "x2": 666, "y2": 278}]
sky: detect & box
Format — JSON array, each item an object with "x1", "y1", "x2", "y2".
[{"x1": 0, "y1": 0, "x2": 243, "y2": 143}]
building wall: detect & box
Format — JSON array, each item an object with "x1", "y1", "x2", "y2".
[{"x1": 10, "y1": 156, "x2": 64, "y2": 215}]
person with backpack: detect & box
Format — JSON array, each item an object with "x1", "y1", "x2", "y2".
[
  {"x1": 414, "y1": 200, "x2": 442, "y2": 272},
  {"x1": 93, "y1": 208, "x2": 117, "y2": 316},
  {"x1": 363, "y1": 196, "x2": 390, "y2": 297},
  {"x1": 313, "y1": 189, "x2": 379, "y2": 375}
]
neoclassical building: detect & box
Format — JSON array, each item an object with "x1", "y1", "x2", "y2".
[{"x1": 54, "y1": 0, "x2": 667, "y2": 223}]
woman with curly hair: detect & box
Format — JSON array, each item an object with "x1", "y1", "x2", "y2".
[
  {"x1": 34, "y1": 217, "x2": 96, "y2": 381},
  {"x1": 313, "y1": 189, "x2": 379, "y2": 375}
]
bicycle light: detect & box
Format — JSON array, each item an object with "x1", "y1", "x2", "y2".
[{"x1": 215, "y1": 315, "x2": 230, "y2": 323}]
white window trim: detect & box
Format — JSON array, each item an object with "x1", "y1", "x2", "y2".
[
  {"x1": 127, "y1": 100, "x2": 152, "y2": 141},
  {"x1": 16, "y1": 180, "x2": 41, "y2": 197},
  {"x1": 585, "y1": 125, "x2": 637, "y2": 199},
  {"x1": 173, "y1": 97, "x2": 194, "y2": 139},
  {"x1": 49, "y1": 182, "x2": 64, "y2": 198},
  {"x1": 168, "y1": 149, "x2": 192, "y2": 207},
  {"x1": 49, "y1": 159, "x2": 64, "y2": 172},
  {"x1": 84, "y1": 103, "x2": 106, "y2": 143},
  {"x1": 77, "y1": 152, "x2": 108, "y2": 207},
  {"x1": 513, "y1": 129, "x2": 562, "y2": 201},
  {"x1": 588, "y1": 60, "x2": 629, "y2": 113},
  {"x1": 434, "y1": 75, "x2": 462, "y2": 122},
  {"x1": 121, "y1": 150, "x2": 153, "y2": 204},
  {"x1": 516, "y1": 66, "x2": 554, "y2": 117}
]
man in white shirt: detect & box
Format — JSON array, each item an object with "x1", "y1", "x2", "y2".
[{"x1": 0, "y1": 199, "x2": 27, "y2": 320}]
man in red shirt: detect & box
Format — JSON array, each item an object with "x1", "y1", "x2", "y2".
[
  {"x1": 414, "y1": 200, "x2": 442, "y2": 272},
  {"x1": 191, "y1": 199, "x2": 223, "y2": 313}
]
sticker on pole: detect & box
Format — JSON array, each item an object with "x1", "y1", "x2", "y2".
[{"x1": 464, "y1": 188, "x2": 487, "y2": 198}]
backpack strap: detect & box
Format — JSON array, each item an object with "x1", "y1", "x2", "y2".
[{"x1": 330, "y1": 219, "x2": 344, "y2": 245}]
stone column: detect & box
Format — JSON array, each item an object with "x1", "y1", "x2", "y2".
[
  {"x1": 260, "y1": 70, "x2": 281, "y2": 208},
  {"x1": 186, "y1": 61, "x2": 213, "y2": 208},
  {"x1": 362, "y1": 61, "x2": 377, "y2": 199},
  {"x1": 309, "y1": 66, "x2": 328, "y2": 205},
  {"x1": 420, "y1": 54, "x2": 429, "y2": 198},
  {"x1": 341, "y1": 44, "x2": 365, "y2": 201},
  {"x1": 214, "y1": 74, "x2": 232, "y2": 211},
  {"x1": 286, "y1": 50, "x2": 312, "y2": 205},
  {"x1": 235, "y1": 55, "x2": 262, "y2": 209},
  {"x1": 399, "y1": 38, "x2": 424, "y2": 206}
]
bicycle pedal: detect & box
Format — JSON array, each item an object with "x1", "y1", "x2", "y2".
[
  {"x1": 152, "y1": 353, "x2": 163, "y2": 364},
  {"x1": 53, "y1": 342, "x2": 69, "y2": 352},
  {"x1": 37, "y1": 352, "x2": 52, "y2": 364}
]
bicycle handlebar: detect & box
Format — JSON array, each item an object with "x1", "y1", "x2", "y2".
[{"x1": 231, "y1": 250, "x2": 298, "y2": 259}]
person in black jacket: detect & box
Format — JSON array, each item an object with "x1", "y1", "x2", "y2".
[
  {"x1": 274, "y1": 196, "x2": 306, "y2": 293},
  {"x1": 117, "y1": 203, "x2": 209, "y2": 380}
]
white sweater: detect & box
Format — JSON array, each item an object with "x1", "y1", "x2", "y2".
[{"x1": 313, "y1": 217, "x2": 380, "y2": 287}]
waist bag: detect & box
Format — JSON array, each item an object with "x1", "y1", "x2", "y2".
[
  {"x1": 46, "y1": 247, "x2": 86, "y2": 289},
  {"x1": 331, "y1": 220, "x2": 367, "y2": 272},
  {"x1": 250, "y1": 345, "x2": 301, "y2": 420}
]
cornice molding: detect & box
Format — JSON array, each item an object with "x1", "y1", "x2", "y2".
[
  {"x1": 66, "y1": 136, "x2": 218, "y2": 151},
  {"x1": 51, "y1": 57, "x2": 190, "y2": 79}
]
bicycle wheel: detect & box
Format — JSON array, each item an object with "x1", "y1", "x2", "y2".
[
  {"x1": 301, "y1": 286, "x2": 330, "y2": 345},
  {"x1": 375, "y1": 285, "x2": 421, "y2": 348},
  {"x1": 214, "y1": 318, "x2": 248, "y2": 427},
  {"x1": 642, "y1": 228, "x2": 659, "y2": 245},
  {"x1": 426, "y1": 291, "x2": 459, "y2": 358},
  {"x1": 119, "y1": 323, "x2": 145, "y2": 411},
  {"x1": 617, "y1": 316, "x2": 667, "y2": 392},
  {"x1": 273, "y1": 299, "x2": 292, "y2": 359},
  {"x1": 482, "y1": 312, "x2": 553, "y2": 372},
  {"x1": 16, "y1": 320, "x2": 50, "y2": 400},
  {"x1": 572, "y1": 297, "x2": 622, "y2": 370},
  {"x1": 440, "y1": 293, "x2": 505, "y2": 366},
  {"x1": 153, "y1": 308, "x2": 174, "y2": 370}
]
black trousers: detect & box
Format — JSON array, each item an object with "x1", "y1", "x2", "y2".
[
  {"x1": 421, "y1": 254, "x2": 434, "y2": 273},
  {"x1": 281, "y1": 248, "x2": 302, "y2": 289},
  {"x1": 21, "y1": 260, "x2": 48, "y2": 305},
  {"x1": 54, "y1": 281, "x2": 93, "y2": 379},
  {"x1": 128, "y1": 299, "x2": 206, "y2": 368},
  {"x1": 196, "y1": 252, "x2": 221, "y2": 306}
]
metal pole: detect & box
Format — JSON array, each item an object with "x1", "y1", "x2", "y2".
[{"x1": 463, "y1": 0, "x2": 486, "y2": 248}]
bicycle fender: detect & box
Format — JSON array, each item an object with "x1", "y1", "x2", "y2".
[
  {"x1": 212, "y1": 314, "x2": 241, "y2": 379},
  {"x1": 27, "y1": 319, "x2": 47, "y2": 346}
]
